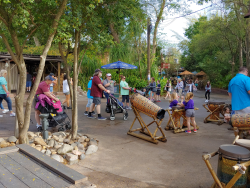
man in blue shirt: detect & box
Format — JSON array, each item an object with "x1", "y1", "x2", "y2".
[
  {"x1": 84, "y1": 77, "x2": 96, "y2": 115},
  {"x1": 228, "y1": 67, "x2": 250, "y2": 114}
]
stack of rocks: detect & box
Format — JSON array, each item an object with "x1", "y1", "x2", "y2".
[{"x1": 0, "y1": 132, "x2": 99, "y2": 165}]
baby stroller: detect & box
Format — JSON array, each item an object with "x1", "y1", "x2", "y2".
[
  {"x1": 36, "y1": 94, "x2": 71, "y2": 132},
  {"x1": 105, "y1": 94, "x2": 128, "y2": 121}
]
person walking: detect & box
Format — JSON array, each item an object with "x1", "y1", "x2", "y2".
[
  {"x1": 156, "y1": 80, "x2": 161, "y2": 102},
  {"x1": 84, "y1": 77, "x2": 96, "y2": 115},
  {"x1": 62, "y1": 74, "x2": 72, "y2": 109},
  {"x1": 0, "y1": 69, "x2": 15, "y2": 116},
  {"x1": 228, "y1": 67, "x2": 250, "y2": 114},
  {"x1": 194, "y1": 78, "x2": 199, "y2": 89},
  {"x1": 49, "y1": 73, "x2": 57, "y2": 93},
  {"x1": 120, "y1": 75, "x2": 131, "y2": 109},
  {"x1": 88, "y1": 69, "x2": 110, "y2": 120},
  {"x1": 103, "y1": 73, "x2": 115, "y2": 104},
  {"x1": 164, "y1": 80, "x2": 171, "y2": 100},
  {"x1": 175, "y1": 78, "x2": 183, "y2": 97},
  {"x1": 149, "y1": 77, "x2": 157, "y2": 102},
  {"x1": 26, "y1": 72, "x2": 32, "y2": 92},
  {"x1": 205, "y1": 81, "x2": 211, "y2": 103}
]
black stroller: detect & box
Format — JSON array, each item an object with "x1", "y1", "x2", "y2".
[
  {"x1": 36, "y1": 98, "x2": 71, "y2": 132},
  {"x1": 105, "y1": 94, "x2": 128, "y2": 121}
]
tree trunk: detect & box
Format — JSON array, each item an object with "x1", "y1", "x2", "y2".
[
  {"x1": 136, "y1": 38, "x2": 142, "y2": 79},
  {"x1": 239, "y1": 39, "x2": 243, "y2": 67},
  {"x1": 18, "y1": 0, "x2": 68, "y2": 144},
  {"x1": 151, "y1": 0, "x2": 166, "y2": 64},
  {"x1": 109, "y1": 23, "x2": 120, "y2": 44},
  {"x1": 33, "y1": 36, "x2": 41, "y2": 46},
  {"x1": 71, "y1": 30, "x2": 79, "y2": 139}
]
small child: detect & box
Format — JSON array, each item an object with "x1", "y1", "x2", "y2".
[
  {"x1": 156, "y1": 80, "x2": 161, "y2": 102},
  {"x1": 169, "y1": 92, "x2": 184, "y2": 109},
  {"x1": 224, "y1": 107, "x2": 231, "y2": 123},
  {"x1": 182, "y1": 92, "x2": 197, "y2": 133}
]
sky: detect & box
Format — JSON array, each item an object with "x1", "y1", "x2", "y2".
[{"x1": 157, "y1": 1, "x2": 214, "y2": 50}]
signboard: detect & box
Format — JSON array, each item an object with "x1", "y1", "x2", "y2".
[{"x1": 161, "y1": 63, "x2": 170, "y2": 69}]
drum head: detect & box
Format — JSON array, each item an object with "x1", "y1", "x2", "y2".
[
  {"x1": 235, "y1": 139, "x2": 250, "y2": 150},
  {"x1": 208, "y1": 101, "x2": 225, "y2": 105},
  {"x1": 219, "y1": 144, "x2": 250, "y2": 160}
]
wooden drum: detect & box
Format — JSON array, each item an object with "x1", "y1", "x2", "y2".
[
  {"x1": 172, "y1": 106, "x2": 187, "y2": 127},
  {"x1": 208, "y1": 102, "x2": 225, "y2": 120},
  {"x1": 231, "y1": 114, "x2": 250, "y2": 128},
  {"x1": 130, "y1": 93, "x2": 165, "y2": 120},
  {"x1": 217, "y1": 144, "x2": 250, "y2": 187}
]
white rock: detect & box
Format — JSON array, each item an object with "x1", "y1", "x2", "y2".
[
  {"x1": 80, "y1": 154, "x2": 86, "y2": 160},
  {"x1": 78, "y1": 136, "x2": 87, "y2": 143},
  {"x1": 48, "y1": 139, "x2": 55, "y2": 147},
  {"x1": 0, "y1": 138, "x2": 4, "y2": 143},
  {"x1": 41, "y1": 149, "x2": 46, "y2": 153},
  {"x1": 57, "y1": 144, "x2": 73, "y2": 155},
  {"x1": 53, "y1": 135, "x2": 59, "y2": 141},
  {"x1": 65, "y1": 153, "x2": 78, "y2": 161},
  {"x1": 27, "y1": 132, "x2": 35, "y2": 139},
  {"x1": 8, "y1": 136, "x2": 17, "y2": 143},
  {"x1": 71, "y1": 143, "x2": 77, "y2": 149},
  {"x1": 86, "y1": 145, "x2": 98, "y2": 155},
  {"x1": 63, "y1": 139, "x2": 70, "y2": 144},
  {"x1": 58, "y1": 135, "x2": 64, "y2": 143},
  {"x1": 89, "y1": 139, "x2": 98, "y2": 146},
  {"x1": 34, "y1": 137, "x2": 46, "y2": 146},
  {"x1": 51, "y1": 154, "x2": 64, "y2": 162},
  {"x1": 72, "y1": 150, "x2": 82, "y2": 156},
  {"x1": 46, "y1": 149, "x2": 51, "y2": 156}
]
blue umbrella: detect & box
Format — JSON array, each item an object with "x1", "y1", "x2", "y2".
[{"x1": 101, "y1": 61, "x2": 137, "y2": 69}]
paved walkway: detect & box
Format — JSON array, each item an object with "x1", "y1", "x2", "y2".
[{"x1": 0, "y1": 91, "x2": 233, "y2": 187}]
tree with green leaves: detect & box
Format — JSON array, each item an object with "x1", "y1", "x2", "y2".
[{"x1": 0, "y1": 0, "x2": 68, "y2": 143}]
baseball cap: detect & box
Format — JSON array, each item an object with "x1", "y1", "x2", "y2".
[
  {"x1": 95, "y1": 69, "x2": 102, "y2": 73},
  {"x1": 45, "y1": 75, "x2": 55, "y2": 81},
  {"x1": 107, "y1": 73, "x2": 111, "y2": 76}
]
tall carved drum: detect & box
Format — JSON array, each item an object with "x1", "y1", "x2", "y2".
[
  {"x1": 231, "y1": 114, "x2": 250, "y2": 128},
  {"x1": 172, "y1": 106, "x2": 187, "y2": 127},
  {"x1": 130, "y1": 93, "x2": 165, "y2": 119},
  {"x1": 217, "y1": 144, "x2": 250, "y2": 187},
  {"x1": 208, "y1": 102, "x2": 225, "y2": 120}
]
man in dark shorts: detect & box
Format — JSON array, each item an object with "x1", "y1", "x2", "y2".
[
  {"x1": 34, "y1": 75, "x2": 59, "y2": 131},
  {"x1": 88, "y1": 69, "x2": 110, "y2": 120}
]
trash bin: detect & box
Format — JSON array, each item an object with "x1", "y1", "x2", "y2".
[{"x1": 114, "y1": 85, "x2": 120, "y2": 98}]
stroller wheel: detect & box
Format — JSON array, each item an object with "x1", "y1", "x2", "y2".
[
  {"x1": 123, "y1": 113, "x2": 128, "y2": 121},
  {"x1": 58, "y1": 127, "x2": 65, "y2": 132},
  {"x1": 110, "y1": 114, "x2": 115, "y2": 121},
  {"x1": 65, "y1": 124, "x2": 71, "y2": 130}
]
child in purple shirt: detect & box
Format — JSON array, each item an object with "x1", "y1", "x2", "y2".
[
  {"x1": 181, "y1": 92, "x2": 197, "y2": 133},
  {"x1": 169, "y1": 92, "x2": 184, "y2": 109}
]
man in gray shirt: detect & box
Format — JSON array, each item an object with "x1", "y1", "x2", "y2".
[{"x1": 103, "y1": 73, "x2": 115, "y2": 104}]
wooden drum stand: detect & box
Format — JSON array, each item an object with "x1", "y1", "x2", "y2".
[
  {"x1": 203, "y1": 102, "x2": 225, "y2": 125},
  {"x1": 165, "y1": 107, "x2": 199, "y2": 134}
]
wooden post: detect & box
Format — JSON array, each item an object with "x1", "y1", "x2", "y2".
[
  {"x1": 6, "y1": 60, "x2": 11, "y2": 92},
  {"x1": 58, "y1": 62, "x2": 61, "y2": 92}
]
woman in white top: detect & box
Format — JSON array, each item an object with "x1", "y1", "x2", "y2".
[
  {"x1": 62, "y1": 74, "x2": 73, "y2": 109},
  {"x1": 164, "y1": 80, "x2": 171, "y2": 100}
]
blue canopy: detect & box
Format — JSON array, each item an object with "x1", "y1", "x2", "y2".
[{"x1": 101, "y1": 61, "x2": 137, "y2": 69}]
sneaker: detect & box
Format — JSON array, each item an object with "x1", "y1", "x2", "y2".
[
  {"x1": 185, "y1": 130, "x2": 191, "y2": 134},
  {"x1": 98, "y1": 117, "x2": 107, "y2": 120},
  {"x1": 2, "y1": 109, "x2": 9, "y2": 113},
  {"x1": 92, "y1": 111, "x2": 96, "y2": 115},
  {"x1": 126, "y1": 107, "x2": 132, "y2": 110},
  {"x1": 84, "y1": 111, "x2": 88, "y2": 115},
  {"x1": 87, "y1": 115, "x2": 96, "y2": 119},
  {"x1": 67, "y1": 106, "x2": 72, "y2": 109},
  {"x1": 37, "y1": 126, "x2": 43, "y2": 132},
  {"x1": 205, "y1": 100, "x2": 208, "y2": 103},
  {"x1": 193, "y1": 129, "x2": 197, "y2": 133},
  {"x1": 10, "y1": 112, "x2": 15, "y2": 117}
]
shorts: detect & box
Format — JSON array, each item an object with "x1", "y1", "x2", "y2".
[
  {"x1": 50, "y1": 86, "x2": 53, "y2": 92},
  {"x1": 156, "y1": 90, "x2": 160, "y2": 95},
  {"x1": 235, "y1": 106, "x2": 250, "y2": 114},
  {"x1": 26, "y1": 81, "x2": 32, "y2": 87},
  {"x1": 33, "y1": 95, "x2": 38, "y2": 110},
  {"x1": 122, "y1": 95, "x2": 129, "y2": 103},
  {"x1": 93, "y1": 97, "x2": 101, "y2": 105},
  {"x1": 64, "y1": 92, "x2": 70, "y2": 95},
  {"x1": 86, "y1": 98, "x2": 93, "y2": 108},
  {"x1": 186, "y1": 109, "x2": 195, "y2": 117}
]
